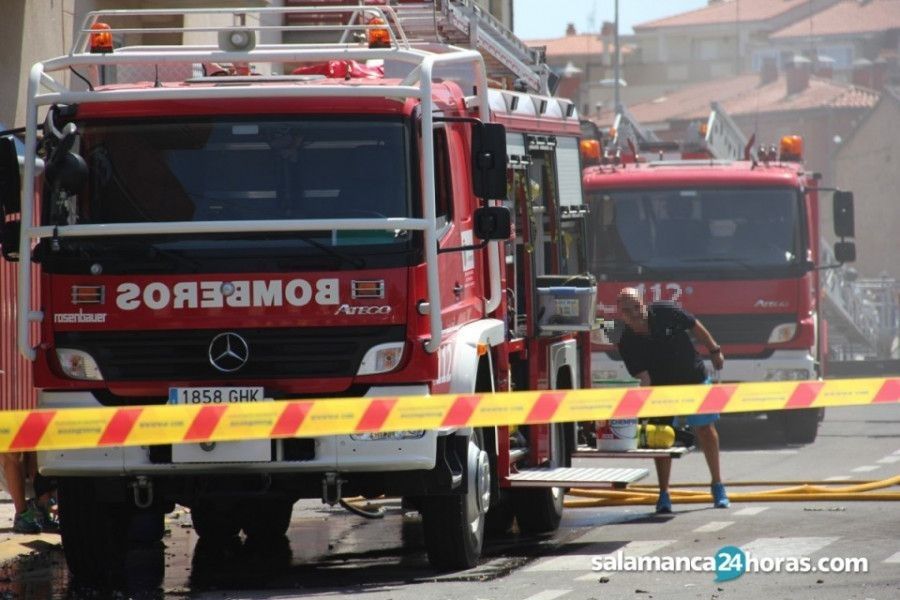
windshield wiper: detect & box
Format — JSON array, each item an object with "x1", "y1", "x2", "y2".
[
  {"x1": 296, "y1": 234, "x2": 366, "y2": 269},
  {"x1": 592, "y1": 259, "x2": 665, "y2": 275},
  {"x1": 36, "y1": 238, "x2": 199, "y2": 272},
  {"x1": 676, "y1": 257, "x2": 774, "y2": 273}
]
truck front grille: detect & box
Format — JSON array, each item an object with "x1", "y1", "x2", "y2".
[
  {"x1": 56, "y1": 326, "x2": 405, "y2": 381},
  {"x1": 694, "y1": 314, "x2": 794, "y2": 345}
]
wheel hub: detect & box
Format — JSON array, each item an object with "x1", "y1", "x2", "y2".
[{"x1": 475, "y1": 449, "x2": 491, "y2": 515}]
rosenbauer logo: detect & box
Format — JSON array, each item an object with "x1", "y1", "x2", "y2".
[{"x1": 115, "y1": 279, "x2": 339, "y2": 311}]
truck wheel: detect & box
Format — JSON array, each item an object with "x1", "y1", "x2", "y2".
[
  {"x1": 190, "y1": 502, "x2": 241, "y2": 540},
  {"x1": 782, "y1": 409, "x2": 820, "y2": 444},
  {"x1": 421, "y1": 430, "x2": 491, "y2": 571},
  {"x1": 58, "y1": 477, "x2": 129, "y2": 587},
  {"x1": 484, "y1": 494, "x2": 515, "y2": 536},
  {"x1": 241, "y1": 497, "x2": 294, "y2": 540},
  {"x1": 128, "y1": 509, "x2": 165, "y2": 543},
  {"x1": 512, "y1": 423, "x2": 565, "y2": 534}
]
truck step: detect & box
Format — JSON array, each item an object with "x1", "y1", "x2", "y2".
[
  {"x1": 508, "y1": 467, "x2": 648, "y2": 489},
  {"x1": 572, "y1": 445, "x2": 693, "y2": 460}
]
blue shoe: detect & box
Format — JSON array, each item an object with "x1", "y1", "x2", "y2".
[
  {"x1": 655, "y1": 491, "x2": 672, "y2": 514},
  {"x1": 712, "y1": 482, "x2": 730, "y2": 508}
]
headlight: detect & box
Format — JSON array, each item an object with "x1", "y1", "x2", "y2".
[
  {"x1": 350, "y1": 430, "x2": 426, "y2": 441},
  {"x1": 357, "y1": 342, "x2": 405, "y2": 375},
  {"x1": 768, "y1": 323, "x2": 798, "y2": 343},
  {"x1": 55, "y1": 348, "x2": 104, "y2": 380},
  {"x1": 764, "y1": 368, "x2": 810, "y2": 381}
]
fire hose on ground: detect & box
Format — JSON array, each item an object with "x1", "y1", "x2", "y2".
[
  {"x1": 337, "y1": 476, "x2": 900, "y2": 517},
  {"x1": 563, "y1": 475, "x2": 900, "y2": 507}
]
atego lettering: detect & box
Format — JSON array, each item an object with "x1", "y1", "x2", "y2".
[
  {"x1": 335, "y1": 304, "x2": 392, "y2": 315},
  {"x1": 115, "y1": 279, "x2": 339, "y2": 310}
]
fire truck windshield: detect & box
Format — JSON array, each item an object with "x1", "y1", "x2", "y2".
[
  {"x1": 586, "y1": 187, "x2": 805, "y2": 278},
  {"x1": 64, "y1": 117, "x2": 411, "y2": 242}
]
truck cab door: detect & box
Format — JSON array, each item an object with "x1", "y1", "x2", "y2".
[{"x1": 432, "y1": 125, "x2": 485, "y2": 330}]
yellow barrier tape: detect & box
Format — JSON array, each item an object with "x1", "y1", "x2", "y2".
[{"x1": 1, "y1": 377, "x2": 895, "y2": 452}]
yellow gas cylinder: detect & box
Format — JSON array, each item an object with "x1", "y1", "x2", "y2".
[{"x1": 640, "y1": 423, "x2": 675, "y2": 449}]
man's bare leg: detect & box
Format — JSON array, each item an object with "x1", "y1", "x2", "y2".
[{"x1": 693, "y1": 424, "x2": 722, "y2": 484}]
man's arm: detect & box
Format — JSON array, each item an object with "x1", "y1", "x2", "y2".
[
  {"x1": 692, "y1": 319, "x2": 725, "y2": 371},
  {"x1": 635, "y1": 371, "x2": 651, "y2": 387}
]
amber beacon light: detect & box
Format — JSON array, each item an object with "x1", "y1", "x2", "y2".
[
  {"x1": 779, "y1": 135, "x2": 804, "y2": 161},
  {"x1": 89, "y1": 23, "x2": 114, "y2": 53}
]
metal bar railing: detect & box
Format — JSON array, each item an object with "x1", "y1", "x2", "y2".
[{"x1": 17, "y1": 6, "x2": 497, "y2": 362}]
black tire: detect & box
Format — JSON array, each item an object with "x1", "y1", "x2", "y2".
[
  {"x1": 241, "y1": 497, "x2": 294, "y2": 540},
  {"x1": 420, "y1": 430, "x2": 491, "y2": 571},
  {"x1": 512, "y1": 423, "x2": 565, "y2": 535},
  {"x1": 190, "y1": 502, "x2": 241, "y2": 540},
  {"x1": 782, "y1": 409, "x2": 819, "y2": 444},
  {"x1": 128, "y1": 510, "x2": 165, "y2": 543},
  {"x1": 484, "y1": 494, "x2": 515, "y2": 536},
  {"x1": 58, "y1": 477, "x2": 130, "y2": 588}
]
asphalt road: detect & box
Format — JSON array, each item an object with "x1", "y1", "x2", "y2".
[{"x1": 1, "y1": 403, "x2": 898, "y2": 600}]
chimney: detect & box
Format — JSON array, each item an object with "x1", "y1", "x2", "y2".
[
  {"x1": 557, "y1": 75, "x2": 582, "y2": 102},
  {"x1": 557, "y1": 61, "x2": 584, "y2": 101},
  {"x1": 786, "y1": 55, "x2": 811, "y2": 95},
  {"x1": 759, "y1": 57, "x2": 778, "y2": 85},
  {"x1": 600, "y1": 21, "x2": 615, "y2": 37},
  {"x1": 873, "y1": 58, "x2": 888, "y2": 90},
  {"x1": 856, "y1": 57, "x2": 889, "y2": 90},
  {"x1": 565, "y1": 23, "x2": 577, "y2": 36},
  {"x1": 852, "y1": 58, "x2": 875, "y2": 87},
  {"x1": 813, "y1": 55, "x2": 835, "y2": 79}
]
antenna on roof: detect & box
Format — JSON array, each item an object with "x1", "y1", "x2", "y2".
[{"x1": 587, "y1": 1, "x2": 597, "y2": 33}]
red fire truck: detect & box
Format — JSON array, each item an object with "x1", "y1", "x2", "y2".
[
  {"x1": 582, "y1": 103, "x2": 856, "y2": 443},
  {"x1": 0, "y1": 4, "x2": 647, "y2": 582}
]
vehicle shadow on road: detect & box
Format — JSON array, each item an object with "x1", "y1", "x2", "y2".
[{"x1": 715, "y1": 416, "x2": 796, "y2": 450}]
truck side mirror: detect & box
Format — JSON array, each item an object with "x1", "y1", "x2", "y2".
[
  {"x1": 0, "y1": 137, "x2": 21, "y2": 215},
  {"x1": 45, "y1": 128, "x2": 87, "y2": 194},
  {"x1": 834, "y1": 241, "x2": 855, "y2": 264},
  {"x1": 833, "y1": 190, "x2": 854, "y2": 238},
  {"x1": 473, "y1": 206, "x2": 511, "y2": 241},
  {"x1": 0, "y1": 219, "x2": 20, "y2": 262},
  {"x1": 471, "y1": 122, "x2": 508, "y2": 200}
]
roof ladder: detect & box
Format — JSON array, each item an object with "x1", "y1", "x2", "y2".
[{"x1": 389, "y1": 0, "x2": 552, "y2": 94}]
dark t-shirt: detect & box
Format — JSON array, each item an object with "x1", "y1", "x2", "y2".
[{"x1": 617, "y1": 302, "x2": 707, "y2": 386}]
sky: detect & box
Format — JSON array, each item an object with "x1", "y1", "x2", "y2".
[{"x1": 513, "y1": 0, "x2": 709, "y2": 39}]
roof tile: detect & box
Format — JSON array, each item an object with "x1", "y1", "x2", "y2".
[
  {"x1": 635, "y1": 0, "x2": 814, "y2": 29},
  {"x1": 525, "y1": 33, "x2": 631, "y2": 58},
  {"x1": 770, "y1": 0, "x2": 900, "y2": 38},
  {"x1": 609, "y1": 74, "x2": 879, "y2": 125}
]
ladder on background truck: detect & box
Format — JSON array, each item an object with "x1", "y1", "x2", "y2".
[
  {"x1": 611, "y1": 102, "x2": 661, "y2": 150},
  {"x1": 610, "y1": 101, "x2": 749, "y2": 161}
]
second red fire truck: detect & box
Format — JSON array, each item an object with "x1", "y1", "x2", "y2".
[{"x1": 582, "y1": 104, "x2": 856, "y2": 443}]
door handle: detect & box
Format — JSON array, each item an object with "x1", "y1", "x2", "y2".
[{"x1": 453, "y1": 282, "x2": 463, "y2": 298}]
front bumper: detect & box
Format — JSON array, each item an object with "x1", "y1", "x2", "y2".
[
  {"x1": 38, "y1": 386, "x2": 438, "y2": 477},
  {"x1": 591, "y1": 349, "x2": 816, "y2": 385}
]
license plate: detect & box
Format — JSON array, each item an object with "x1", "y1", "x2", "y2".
[
  {"x1": 168, "y1": 386, "x2": 266, "y2": 405},
  {"x1": 169, "y1": 387, "x2": 270, "y2": 464}
]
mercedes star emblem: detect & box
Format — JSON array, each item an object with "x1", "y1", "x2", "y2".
[{"x1": 208, "y1": 332, "x2": 250, "y2": 373}]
